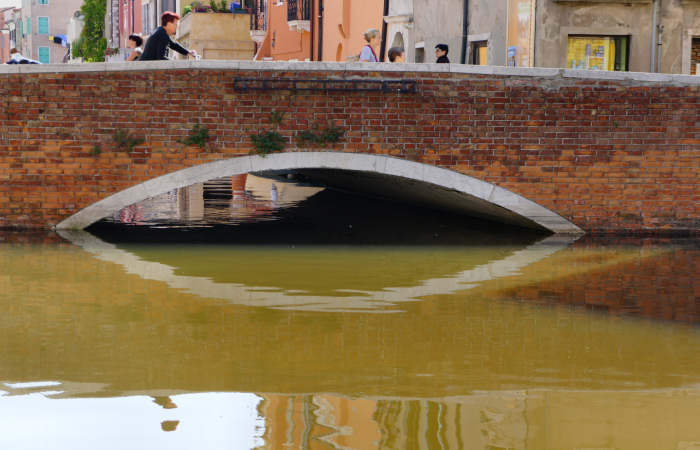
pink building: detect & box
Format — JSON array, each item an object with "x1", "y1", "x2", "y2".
[
  {"x1": 119, "y1": 0, "x2": 143, "y2": 49},
  {"x1": 0, "y1": 7, "x2": 12, "y2": 64}
]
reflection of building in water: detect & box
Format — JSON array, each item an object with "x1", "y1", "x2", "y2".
[
  {"x1": 111, "y1": 174, "x2": 323, "y2": 226},
  {"x1": 257, "y1": 390, "x2": 700, "y2": 449},
  {"x1": 258, "y1": 394, "x2": 381, "y2": 449}
]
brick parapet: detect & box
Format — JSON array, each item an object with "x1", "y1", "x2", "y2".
[{"x1": 0, "y1": 62, "x2": 698, "y2": 232}]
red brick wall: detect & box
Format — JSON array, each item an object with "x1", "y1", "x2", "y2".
[{"x1": 0, "y1": 67, "x2": 698, "y2": 232}]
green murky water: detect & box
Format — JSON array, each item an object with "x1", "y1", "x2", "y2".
[{"x1": 0, "y1": 229, "x2": 698, "y2": 449}]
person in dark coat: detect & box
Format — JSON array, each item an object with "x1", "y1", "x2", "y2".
[
  {"x1": 139, "y1": 11, "x2": 197, "y2": 61},
  {"x1": 435, "y1": 44, "x2": 450, "y2": 64}
]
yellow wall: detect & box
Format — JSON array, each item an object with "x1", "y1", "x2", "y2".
[{"x1": 177, "y1": 12, "x2": 256, "y2": 60}]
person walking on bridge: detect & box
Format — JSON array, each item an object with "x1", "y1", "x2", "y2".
[
  {"x1": 359, "y1": 29, "x2": 380, "y2": 62},
  {"x1": 139, "y1": 12, "x2": 198, "y2": 61}
]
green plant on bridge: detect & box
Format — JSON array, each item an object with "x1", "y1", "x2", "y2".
[
  {"x1": 251, "y1": 131, "x2": 286, "y2": 157},
  {"x1": 180, "y1": 123, "x2": 210, "y2": 148},
  {"x1": 250, "y1": 111, "x2": 288, "y2": 157},
  {"x1": 112, "y1": 130, "x2": 145, "y2": 155},
  {"x1": 56, "y1": 130, "x2": 72, "y2": 140},
  {"x1": 296, "y1": 123, "x2": 345, "y2": 147},
  {"x1": 270, "y1": 110, "x2": 284, "y2": 127}
]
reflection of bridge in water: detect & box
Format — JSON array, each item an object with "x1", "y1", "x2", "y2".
[{"x1": 58, "y1": 230, "x2": 578, "y2": 313}]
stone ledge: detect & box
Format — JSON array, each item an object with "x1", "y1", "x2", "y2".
[{"x1": 1, "y1": 60, "x2": 699, "y2": 85}]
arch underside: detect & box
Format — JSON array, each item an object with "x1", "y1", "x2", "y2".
[{"x1": 56, "y1": 152, "x2": 583, "y2": 234}]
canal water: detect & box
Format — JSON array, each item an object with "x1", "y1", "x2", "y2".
[{"x1": 0, "y1": 175, "x2": 698, "y2": 449}]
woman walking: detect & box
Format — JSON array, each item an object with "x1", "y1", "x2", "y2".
[{"x1": 359, "y1": 28, "x2": 380, "y2": 62}]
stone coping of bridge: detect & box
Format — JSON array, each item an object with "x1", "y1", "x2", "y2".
[{"x1": 1, "y1": 60, "x2": 700, "y2": 85}]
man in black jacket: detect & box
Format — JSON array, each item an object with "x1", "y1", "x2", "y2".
[{"x1": 140, "y1": 11, "x2": 197, "y2": 61}]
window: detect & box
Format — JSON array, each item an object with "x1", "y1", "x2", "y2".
[
  {"x1": 38, "y1": 0, "x2": 48, "y2": 4},
  {"x1": 471, "y1": 41, "x2": 488, "y2": 65},
  {"x1": 163, "y1": 0, "x2": 176, "y2": 12},
  {"x1": 38, "y1": 46, "x2": 50, "y2": 63},
  {"x1": 691, "y1": 37, "x2": 700, "y2": 75},
  {"x1": 142, "y1": 3, "x2": 151, "y2": 33},
  {"x1": 38, "y1": 17, "x2": 49, "y2": 35},
  {"x1": 567, "y1": 35, "x2": 629, "y2": 71}
]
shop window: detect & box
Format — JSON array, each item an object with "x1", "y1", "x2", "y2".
[
  {"x1": 567, "y1": 35, "x2": 629, "y2": 71},
  {"x1": 471, "y1": 41, "x2": 488, "y2": 65}
]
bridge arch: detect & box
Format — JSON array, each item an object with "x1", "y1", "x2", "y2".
[{"x1": 56, "y1": 152, "x2": 583, "y2": 234}]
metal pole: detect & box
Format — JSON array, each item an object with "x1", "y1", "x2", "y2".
[
  {"x1": 650, "y1": 0, "x2": 658, "y2": 72},
  {"x1": 460, "y1": 0, "x2": 469, "y2": 64},
  {"x1": 379, "y1": 0, "x2": 389, "y2": 62},
  {"x1": 656, "y1": 0, "x2": 663, "y2": 73}
]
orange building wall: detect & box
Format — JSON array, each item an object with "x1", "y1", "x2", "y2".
[
  {"x1": 322, "y1": 0, "x2": 384, "y2": 62},
  {"x1": 263, "y1": 1, "x2": 313, "y2": 61}
]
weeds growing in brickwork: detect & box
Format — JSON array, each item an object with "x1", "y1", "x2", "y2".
[
  {"x1": 112, "y1": 130, "x2": 145, "y2": 155},
  {"x1": 250, "y1": 111, "x2": 288, "y2": 157},
  {"x1": 89, "y1": 144, "x2": 101, "y2": 156},
  {"x1": 296, "y1": 123, "x2": 345, "y2": 147},
  {"x1": 56, "y1": 130, "x2": 72, "y2": 140},
  {"x1": 269, "y1": 110, "x2": 284, "y2": 126},
  {"x1": 251, "y1": 131, "x2": 286, "y2": 156},
  {"x1": 179, "y1": 123, "x2": 210, "y2": 148}
]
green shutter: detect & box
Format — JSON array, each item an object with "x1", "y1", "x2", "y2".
[
  {"x1": 38, "y1": 46, "x2": 49, "y2": 63},
  {"x1": 38, "y1": 17, "x2": 48, "y2": 35},
  {"x1": 26, "y1": 18, "x2": 30, "y2": 35},
  {"x1": 38, "y1": 0, "x2": 49, "y2": 4}
]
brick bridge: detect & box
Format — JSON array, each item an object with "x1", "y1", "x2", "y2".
[{"x1": 0, "y1": 61, "x2": 698, "y2": 233}]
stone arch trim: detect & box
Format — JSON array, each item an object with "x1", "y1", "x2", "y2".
[{"x1": 56, "y1": 153, "x2": 584, "y2": 234}]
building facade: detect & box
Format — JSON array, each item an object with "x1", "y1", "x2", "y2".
[
  {"x1": 0, "y1": 7, "x2": 14, "y2": 63},
  {"x1": 104, "y1": 0, "x2": 178, "y2": 60},
  {"x1": 18, "y1": 0, "x2": 83, "y2": 64},
  {"x1": 467, "y1": 0, "x2": 700, "y2": 74},
  {"x1": 119, "y1": 0, "x2": 143, "y2": 49},
  {"x1": 383, "y1": 0, "x2": 700, "y2": 73},
  {"x1": 250, "y1": 0, "x2": 384, "y2": 62}
]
